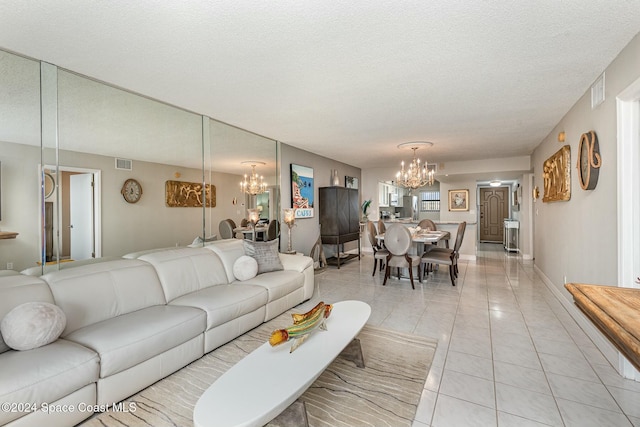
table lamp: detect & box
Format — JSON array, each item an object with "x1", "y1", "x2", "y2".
[
  {"x1": 283, "y1": 208, "x2": 296, "y2": 253},
  {"x1": 248, "y1": 208, "x2": 260, "y2": 241}
]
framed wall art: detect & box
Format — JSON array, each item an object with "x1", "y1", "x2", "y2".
[
  {"x1": 165, "y1": 180, "x2": 215, "y2": 207},
  {"x1": 290, "y1": 163, "x2": 314, "y2": 218},
  {"x1": 448, "y1": 189, "x2": 469, "y2": 211},
  {"x1": 345, "y1": 175, "x2": 359, "y2": 189}
]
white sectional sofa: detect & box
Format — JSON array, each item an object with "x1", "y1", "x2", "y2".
[{"x1": 0, "y1": 239, "x2": 314, "y2": 426}]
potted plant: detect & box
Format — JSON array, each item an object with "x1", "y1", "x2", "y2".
[{"x1": 361, "y1": 199, "x2": 372, "y2": 222}]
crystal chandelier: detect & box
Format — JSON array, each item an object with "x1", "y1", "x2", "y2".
[
  {"x1": 240, "y1": 162, "x2": 267, "y2": 195},
  {"x1": 396, "y1": 142, "x2": 434, "y2": 189}
]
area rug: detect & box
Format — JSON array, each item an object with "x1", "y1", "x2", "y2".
[{"x1": 80, "y1": 308, "x2": 437, "y2": 427}]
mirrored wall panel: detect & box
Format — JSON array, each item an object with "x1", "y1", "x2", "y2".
[
  {"x1": 204, "y1": 119, "x2": 279, "y2": 241},
  {"x1": 55, "y1": 69, "x2": 204, "y2": 260},
  {"x1": 0, "y1": 47, "x2": 280, "y2": 273},
  {"x1": 0, "y1": 50, "x2": 42, "y2": 272}
]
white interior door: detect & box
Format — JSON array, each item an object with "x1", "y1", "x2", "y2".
[{"x1": 70, "y1": 173, "x2": 94, "y2": 260}]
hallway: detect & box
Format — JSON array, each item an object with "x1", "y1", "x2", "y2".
[{"x1": 303, "y1": 243, "x2": 640, "y2": 426}]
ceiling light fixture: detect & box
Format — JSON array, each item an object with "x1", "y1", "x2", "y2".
[
  {"x1": 396, "y1": 142, "x2": 435, "y2": 189},
  {"x1": 489, "y1": 180, "x2": 502, "y2": 187},
  {"x1": 240, "y1": 161, "x2": 267, "y2": 195}
]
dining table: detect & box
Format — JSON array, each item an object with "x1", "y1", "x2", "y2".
[
  {"x1": 376, "y1": 228, "x2": 451, "y2": 253},
  {"x1": 233, "y1": 225, "x2": 269, "y2": 240},
  {"x1": 376, "y1": 228, "x2": 451, "y2": 279}
]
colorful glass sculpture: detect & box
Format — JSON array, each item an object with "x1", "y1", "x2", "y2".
[{"x1": 269, "y1": 301, "x2": 333, "y2": 352}]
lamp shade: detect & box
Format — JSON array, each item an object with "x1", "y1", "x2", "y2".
[
  {"x1": 248, "y1": 209, "x2": 260, "y2": 223},
  {"x1": 283, "y1": 208, "x2": 295, "y2": 226}
]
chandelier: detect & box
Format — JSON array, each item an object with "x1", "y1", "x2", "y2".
[
  {"x1": 240, "y1": 162, "x2": 267, "y2": 195},
  {"x1": 396, "y1": 142, "x2": 434, "y2": 189}
]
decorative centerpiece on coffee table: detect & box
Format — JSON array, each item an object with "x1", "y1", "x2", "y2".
[{"x1": 269, "y1": 301, "x2": 333, "y2": 353}]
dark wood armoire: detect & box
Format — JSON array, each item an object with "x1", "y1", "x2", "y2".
[{"x1": 319, "y1": 186, "x2": 361, "y2": 268}]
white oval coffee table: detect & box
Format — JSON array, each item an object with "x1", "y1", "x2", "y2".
[{"x1": 193, "y1": 300, "x2": 371, "y2": 427}]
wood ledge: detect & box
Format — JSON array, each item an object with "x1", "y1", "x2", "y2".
[
  {"x1": 0, "y1": 231, "x2": 19, "y2": 239},
  {"x1": 565, "y1": 283, "x2": 640, "y2": 372}
]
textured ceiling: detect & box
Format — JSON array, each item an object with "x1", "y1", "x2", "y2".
[{"x1": 1, "y1": 1, "x2": 639, "y2": 171}]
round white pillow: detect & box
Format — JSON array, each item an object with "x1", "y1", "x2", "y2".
[
  {"x1": 233, "y1": 255, "x2": 259, "y2": 281},
  {"x1": 1, "y1": 302, "x2": 66, "y2": 351}
]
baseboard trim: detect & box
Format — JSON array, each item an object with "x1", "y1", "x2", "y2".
[{"x1": 534, "y1": 264, "x2": 619, "y2": 369}]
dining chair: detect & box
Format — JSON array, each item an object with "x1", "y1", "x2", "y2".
[
  {"x1": 417, "y1": 218, "x2": 437, "y2": 254},
  {"x1": 421, "y1": 221, "x2": 466, "y2": 286},
  {"x1": 417, "y1": 219, "x2": 436, "y2": 231},
  {"x1": 218, "y1": 219, "x2": 237, "y2": 239},
  {"x1": 367, "y1": 221, "x2": 388, "y2": 276},
  {"x1": 267, "y1": 219, "x2": 280, "y2": 241},
  {"x1": 377, "y1": 219, "x2": 386, "y2": 248},
  {"x1": 382, "y1": 224, "x2": 421, "y2": 289}
]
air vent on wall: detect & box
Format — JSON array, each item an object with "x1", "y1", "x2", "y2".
[
  {"x1": 591, "y1": 73, "x2": 605, "y2": 109},
  {"x1": 115, "y1": 158, "x2": 132, "y2": 171}
]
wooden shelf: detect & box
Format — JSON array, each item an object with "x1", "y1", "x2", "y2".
[
  {"x1": 0, "y1": 231, "x2": 18, "y2": 239},
  {"x1": 566, "y1": 283, "x2": 640, "y2": 372},
  {"x1": 326, "y1": 253, "x2": 360, "y2": 268}
]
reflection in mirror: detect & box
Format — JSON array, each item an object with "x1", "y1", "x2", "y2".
[
  {"x1": 205, "y1": 119, "x2": 279, "y2": 243},
  {"x1": 1, "y1": 46, "x2": 281, "y2": 271},
  {"x1": 55, "y1": 69, "x2": 204, "y2": 260},
  {"x1": 0, "y1": 50, "x2": 42, "y2": 272}
]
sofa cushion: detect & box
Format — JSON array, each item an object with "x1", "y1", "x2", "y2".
[
  {"x1": 243, "y1": 239, "x2": 284, "y2": 274},
  {"x1": 64, "y1": 305, "x2": 205, "y2": 378},
  {"x1": 203, "y1": 239, "x2": 246, "y2": 283},
  {"x1": 169, "y1": 284, "x2": 268, "y2": 330},
  {"x1": 0, "y1": 274, "x2": 54, "y2": 354},
  {"x1": 233, "y1": 255, "x2": 258, "y2": 281},
  {"x1": 241, "y1": 270, "x2": 305, "y2": 303},
  {"x1": 0, "y1": 339, "x2": 99, "y2": 425},
  {"x1": 1, "y1": 302, "x2": 66, "y2": 351},
  {"x1": 279, "y1": 253, "x2": 314, "y2": 272},
  {"x1": 138, "y1": 247, "x2": 229, "y2": 303},
  {"x1": 42, "y1": 259, "x2": 167, "y2": 335}
]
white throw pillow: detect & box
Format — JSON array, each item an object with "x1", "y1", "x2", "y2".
[
  {"x1": 233, "y1": 255, "x2": 259, "y2": 281},
  {"x1": 1, "y1": 302, "x2": 66, "y2": 351}
]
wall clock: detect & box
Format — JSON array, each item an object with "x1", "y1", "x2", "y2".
[
  {"x1": 577, "y1": 130, "x2": 602, "y2": 190},
  {"x1": 121, "y1": 178, "x2": 143, "y2": 203}
]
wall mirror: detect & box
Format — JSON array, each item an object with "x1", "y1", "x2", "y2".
[
  {"x1": 205, "y1": 119, "x2": 279, "y2": 240},
  {"x1": 0, "y1": 47, "x2": 279, "y2": 273},
  {"x1": 0, "y1": 49, "x2": 42, "y2": 272}
]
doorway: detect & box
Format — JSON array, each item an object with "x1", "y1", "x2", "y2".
[
  {"x1": 617, "y1": 76, "x2": 640, "y2": 379},
  {"x1": 43, "y1": 165, "x2": 102, "y2": 262},
  {"x1": 479, "y1": 187, "x2": 509, "y2": 243}
]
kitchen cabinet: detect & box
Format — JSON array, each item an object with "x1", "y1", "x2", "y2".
[
  {"x1": 379, "y1": 182, "x2": 404, "y2": 207},
  {"x1": 379, "y1": 182, "x2": 390, "y2": 207}
]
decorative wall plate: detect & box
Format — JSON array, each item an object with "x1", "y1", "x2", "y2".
[{"x1": 577, "y1": 130, "x2": 601, "y2": 190}]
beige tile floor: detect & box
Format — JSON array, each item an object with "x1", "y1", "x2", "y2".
[{"x1": 301, "y1": 243, "x2": 640, "y2": 427}]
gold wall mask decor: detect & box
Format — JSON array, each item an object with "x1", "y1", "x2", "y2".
[
  {"x1": 165, "y1": 180, "x2": 216, "y2": 207},
  {"x1": 542, "y1": 145, "x2": 571, "y2": 202}
]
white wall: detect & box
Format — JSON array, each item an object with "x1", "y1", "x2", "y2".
[
  {"x1": 279, "y1": 143, "x2": 361, "y2": 256},
  {"x1": 532, "y1": 32, "x2": 640, "y2": 367}
]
